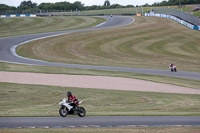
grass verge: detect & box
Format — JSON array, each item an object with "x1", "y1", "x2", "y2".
[
  {"x1": 59, "y1": 5, "x2": 200, "y2": 17},
  {"x1": 0, "y1": 62, "x2": 200, "y2": 90},
  {"x1": 0, "y1": 127, "x2": 200, "y2": 133},
  {"x1": 0, "y1": 82, "x2": 200, "y2": 116}
]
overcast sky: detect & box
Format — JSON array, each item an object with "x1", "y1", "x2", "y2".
[{"x1": 1, "y1": 0, "x2": 164, "y2": 7}]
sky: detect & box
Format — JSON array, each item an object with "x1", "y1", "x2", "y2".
[{"x1": 0, "y1": 0, "x2": 164, "y2": 7}]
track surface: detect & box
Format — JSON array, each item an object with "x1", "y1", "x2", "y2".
[
  {"x1": 0, "y1": 16, "x2": 200, "y2": 80},
  {"x1": 0, "y1": 116, "x2": 200, "y2": 128}
]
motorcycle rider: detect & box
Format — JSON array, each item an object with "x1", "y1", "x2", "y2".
[
  {"x1": 66, "y1": 91, "x2": 78, "y2": 109},
  {"x1": 169, "y1": 63, "x2": 177, "y2": 72}
]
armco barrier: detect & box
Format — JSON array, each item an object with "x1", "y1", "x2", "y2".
[
  {"x1": 145, "y1": 12, "x2": 200, "y2": 31},
  {"x1": 0, "y1": 14, "x2": 36, "y2": 18}
]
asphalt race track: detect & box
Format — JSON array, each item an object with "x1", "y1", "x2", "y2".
[
  {"x1": 0, "y1": 16, "x2": 200, "y2": 80},
  {"x1": 0, "y1": 16, "x2": 200, "y2": 128},
  {"x1": 0, "y1": 116, "x2": 200, "y2": 128}
]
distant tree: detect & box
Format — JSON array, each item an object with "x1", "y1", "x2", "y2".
[
  {"x1": 71, "y1": 1, "x2": 84, "y2": 10},
  {"x1": 0, "y1": 4, "x2": 16, "y2": 11},
  {"x1": 126, "y1": 5, "x2": 135, "y2": 8},
  {"x1": 18, "y1": 0, "x2": 37, "y2": 10},
  {"x1": 110, "y1": 4, "x2": 122, "y2": 8},
  {"x1": 152, "y1": 0, "x2": 200, "y2": 6},
  {"x1": 160, "y1": 1, "x2": 168, "y2": 6},
  {"x1": 38, "y1": 1, "x2": 84, "y2": 11},
  {"x1": 38, "y1": 3, "x2": 55, "y2": 10},
  {"x1": 85, "y1": 5, "x2": 102, "y2": 10},
  {"x1": 142, "y1": 3, "x2": 149, "y2": 7},
  {"x1": 54, "y1": 2, "x2": 71, "y2": 10},
  {"x1": 104, "y1": 0, "x2": 110, "y2": 6}
]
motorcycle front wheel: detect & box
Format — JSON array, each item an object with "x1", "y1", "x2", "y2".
[
  {"x1": 59, "y1": 107, "x2": 68, "y2": 117},
  {"x1": 78, "y1": 107, "x2": 86, "y2": 117}
]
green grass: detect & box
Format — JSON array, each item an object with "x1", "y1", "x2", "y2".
[
  {"x1": 193, "y1": 10, "x2": 200, "y2": 17},
  {"x1": 0, "y1": 16, "x2": 106, "y2": 38},
  {"x1": 1, "y1": 127, "x2": 200, "y2": 133},
  {"x1": 0, "y1": 82, "x2": 200, "y2": 117},
  {"x1": 0, "y1": 62, "x2": 200, "y2": 90},
  {"x1": 17, "y1": 16, "x2": 200, "y2": 72}
]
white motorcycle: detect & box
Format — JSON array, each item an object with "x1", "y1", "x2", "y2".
[{"x1": 59, "y1": 98, "x2": 86, "y2": 117}]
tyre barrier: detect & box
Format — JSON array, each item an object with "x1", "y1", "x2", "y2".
[
  {"x1": 145, "y1": 12, "x2": 200, "y2": 31},
  {"x1": 0, "y1": 14, "x2": 36, "y2": 18}
]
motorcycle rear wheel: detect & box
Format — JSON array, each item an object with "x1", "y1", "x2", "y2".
[
  {"x1": 59, "y1": 107, "x2": 68, "y2": 117},
  {"x1": 78, "y1": 107, "x2": 86, "y2": 117}
]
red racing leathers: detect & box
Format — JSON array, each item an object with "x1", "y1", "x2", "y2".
[{"x1": 68, "y1": 95, "x2": 78, "y2": 105}]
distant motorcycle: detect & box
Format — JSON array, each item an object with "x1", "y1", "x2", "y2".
[
  {"x1": 59, "y1": 98, "x2": 86, "y2": 117},
  {"x1": 170, "y1": 65, "x2": 177, "y2": 72}
]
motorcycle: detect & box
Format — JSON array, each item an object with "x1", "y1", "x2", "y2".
[
  {"x1": 170, "y1": 65, "x2": 177, "y2": 72},
  {"x1": 59, "y1": 98, "x2": 86, "y2": 117}
]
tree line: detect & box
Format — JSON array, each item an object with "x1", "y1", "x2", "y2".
[
  {"x1": 0, "y1": 0, "x2": 200, "y2": 12},
  {"x1": 152, "y1": 0, "x2": 200, "y2": 6},
  {"x1": 0, "y1": 0, "x2": 134, "y2": 12}
]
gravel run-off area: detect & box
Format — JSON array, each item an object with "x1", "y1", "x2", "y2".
[{"x1": 0, "y1": 71, "x2": 200, "y2": 94}]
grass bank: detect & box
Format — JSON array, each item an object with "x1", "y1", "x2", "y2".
[
  {"x1": 17, "y1": 16, "x2": 200, "y2": 72},
  {"x1": 1, "y1": 127, "x2": 200, "y2": 133},
  {"x1": 57, "y1": 5, "x2": 200, "y2": 17},
  {"x1": 0, "y1": 16, "x2": 105, "y2": 38},
  {"x1": 0, "y1": 82, "x2": 200, "y2": 116}
]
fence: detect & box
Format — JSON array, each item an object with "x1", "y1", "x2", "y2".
[{"x1": 152, "y1": 8, "x2": 200, "y2": 26}]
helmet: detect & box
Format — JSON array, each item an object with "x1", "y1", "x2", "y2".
[{"x1": 67, "y1": 91, "x2": 72, "y2": 97}]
